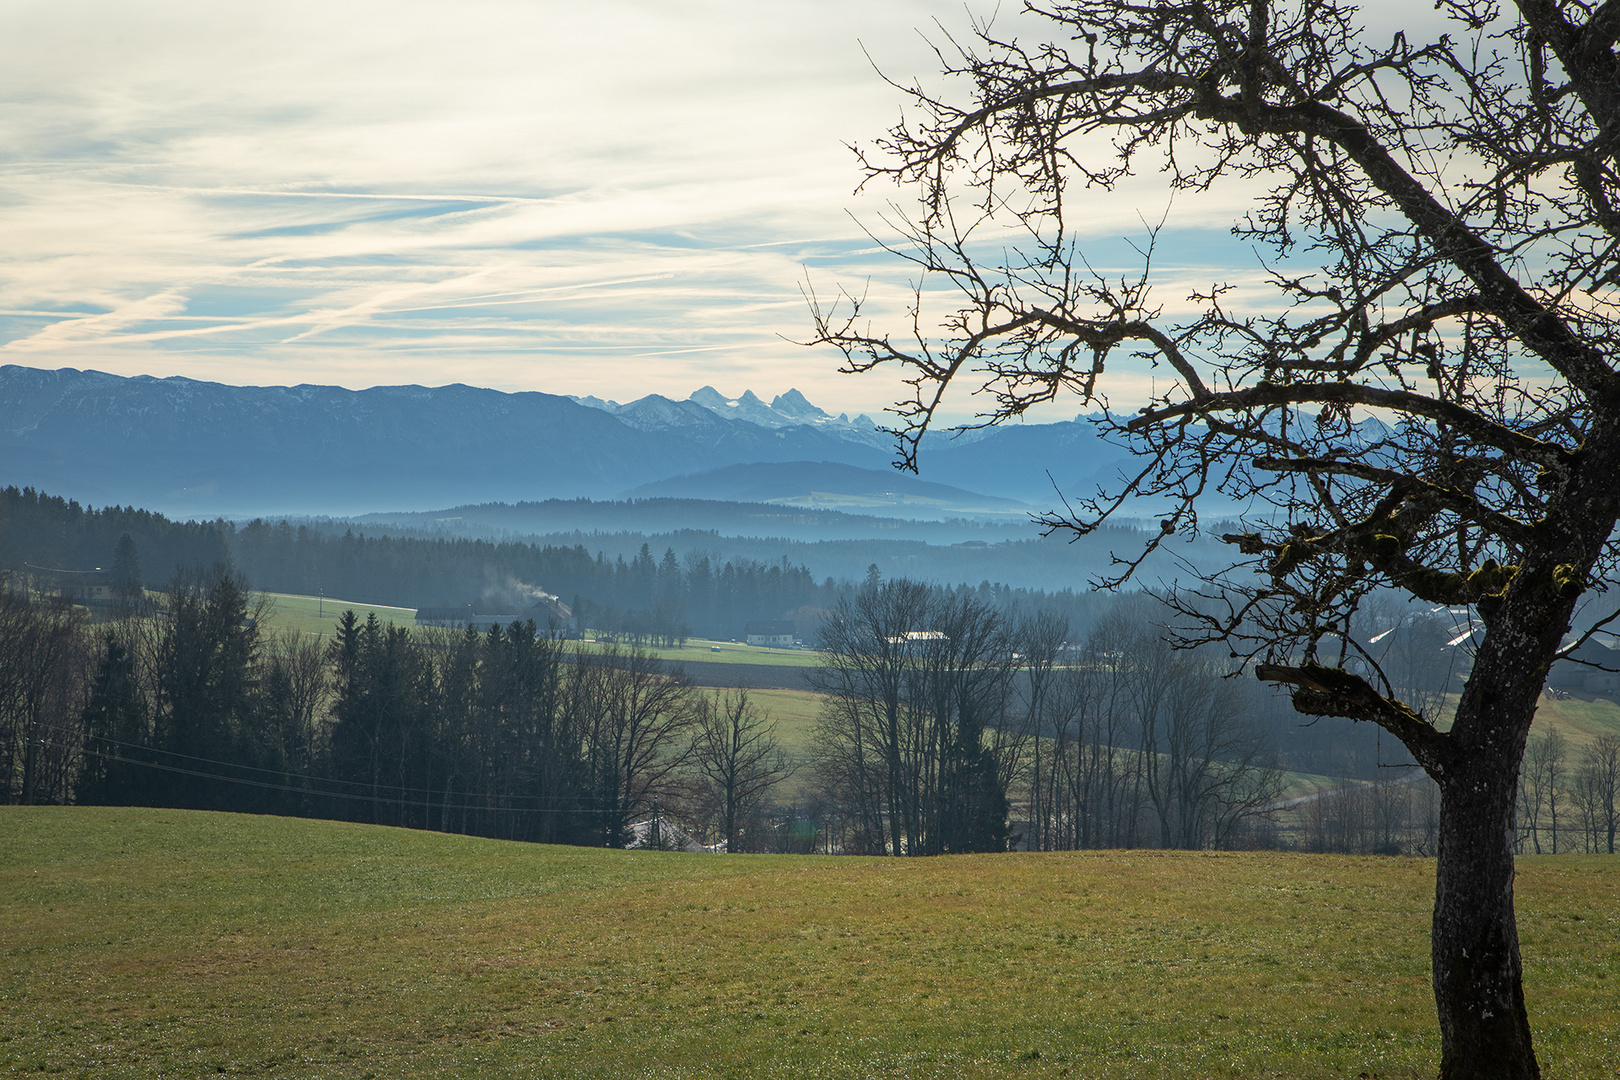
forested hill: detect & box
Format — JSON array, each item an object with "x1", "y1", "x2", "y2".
[
  {"x1": 351, "y1": 497, "x2": 1046, "y2": 545},
  {"x1": 0, "y1": 487, "x2": 1129, "y2": 640},
  {"x1": 0, "y1": 486, "x2": 231, "y2": 579}
]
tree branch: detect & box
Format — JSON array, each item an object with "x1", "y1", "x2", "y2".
[{"x1": 1255, "y1": 661, "x2": 1449, "y2": 773}]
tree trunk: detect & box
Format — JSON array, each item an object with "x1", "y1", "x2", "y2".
[
  {"x1": 1432, "y1": 634, "x2": 1549, "y2": 1080},
  {"x1": 1433, "y1": 762, "x2": 1538, "y2": 1078},
  {"x1": 19, "y1": 717, "x2": 38, "y2": 805}
]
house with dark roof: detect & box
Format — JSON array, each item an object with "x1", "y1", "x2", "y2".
[
  {"x1": 416, "y1": 596, "x2": 578, "y2": 637},
  {"x1": 1548, "y1": 638, "x2": 1620, "y2": 696}
]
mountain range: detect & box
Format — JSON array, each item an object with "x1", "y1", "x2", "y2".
[{"x1": 0, "y1": 364, "x2": 1147, "y2": 520}]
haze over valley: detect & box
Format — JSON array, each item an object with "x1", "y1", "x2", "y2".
[{"x1": 6, "y1": 1, "x2": 1620, "y2": 1075}]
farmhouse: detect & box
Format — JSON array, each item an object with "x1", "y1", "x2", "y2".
[
  {"x1": 745, "y1": 620, "x2": 795, "y2": 647},
  {"x1": 416, "y1": 595, "x2": 578, "y2": 637},
  {"x1": 21, "y1": 563, "x2": 112, "y2": 604},
  {"x1": 1547, "y1": 638, "x2": 1620, "y2": 696}
]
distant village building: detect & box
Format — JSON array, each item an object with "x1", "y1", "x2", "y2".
[
  {"x1": 884, "y1": 629, "x2": 949, "y2": 654},
  {"x1": 71, "y1": 579, "x2": 113, "y2": 604},
  {"x1": 1547, "y1": 639, "x2": 1620, "y2": 696},
  {"x1": 416, "y1": 595, "x2": 578, "y2": 637},
  {"x1": 22, "y1": 563, "x2": 112, "y2": 604},
  {"x1": 745, "y1": 620, "x2": 796, "y2": 647}
]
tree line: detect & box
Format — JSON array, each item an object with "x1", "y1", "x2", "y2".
[
  {"x1": 10, "y1": 567, "x2": 799, "y2": 850},
  {"x1": 2, "y1": 485, "x2": 1116, "y2": 643},
  {"x1": 5, "y1": 570, "x2": 1288, "y2": 854},
  {"x1": 808, "y1": 586, "x2": 1285, "y2": 854},
  {"x1": 11, "y1": 558, "x2": 1614, "y2": 857},
  {"x1": 1516, "y1": 728, "x2": 1620, "y2": 855}
]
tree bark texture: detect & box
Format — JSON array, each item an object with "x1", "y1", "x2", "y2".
[{"x1": 1434, "y1": 762, "x2": 1537, "y2": 1079}]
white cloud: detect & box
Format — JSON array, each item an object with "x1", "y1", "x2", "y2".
[{"x1": 0, "y1": 0, "x2": 1336, "y2": 414}]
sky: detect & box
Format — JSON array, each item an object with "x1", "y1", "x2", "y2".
[{"x1": 0, "y1": 0, "x2": 1308, "y2": 418}]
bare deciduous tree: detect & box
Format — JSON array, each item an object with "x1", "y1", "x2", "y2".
[
  {"x1": 1026, "y1": 607, "x2": 1281, "y2": 851},
  {"x1": 811, "y1": 580, "x2": 1027, "y2": 854},
  {"x1": 1519, "y1": 728, "x2": 1569, "y2": 853},
  {"x1": 811, "y1": 2, "x2": 1620, "y2": 1072},
  {"x1": 0, "y1": 589, "x2": 88, "y2": 804},
  {"x1": 692, "y1": 689, "x2": 796, "y2": 852},
  {"x1": 1575, "y1": 733, "x2": 1620, "y2": 852},
  {"x1": 579, "y1": 645, "x2": 698, "y2": 848}
]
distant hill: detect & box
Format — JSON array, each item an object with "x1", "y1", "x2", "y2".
[
  {"x1": 620, "y1": 461, "x2": 1031, "y2": 516},
  {"x1": 350, "y1": 497, "x2": 1045, "y2": 546},
  {"x1": 0, "y1": 364, "x2": 1148, "y2": 519},
  {"x1": 337, "y1": 495, "x2": 1227, "y2": 592}
]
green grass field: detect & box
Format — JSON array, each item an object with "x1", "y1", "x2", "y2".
[
  {"x1": 3, "y1": 808, "x2": 1615, "y2": 1078},
  {"x1": 255, "y1": 592, "x2": 419, "y2": 639},
  {"x1": 1534, "y1": 694, "x2": 1620, "y2": 745},
  {"x1": 726, "y1": 689, "x2": 825, "y2": 801},
  {"x1": 740, "y1": 689, "x2": 823, "y2": 753},
  {"x1": 252, "y1": 595, "x2": 825, "y2": 668},
  {"x1": 578, "y1": 638, "x2": 824, "y2": 668}
]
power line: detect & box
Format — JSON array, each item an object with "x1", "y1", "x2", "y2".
[
  {"x1": 49, "y1": 737, "x2": 626, "y2": 815},
  {"x1": 73, "y1": 729, "x2": 594, "y2": 804}
]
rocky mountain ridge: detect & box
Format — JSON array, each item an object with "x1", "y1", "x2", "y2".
[{"x1": 0, "y1": 364, "x2": 1141, "y2": 519}]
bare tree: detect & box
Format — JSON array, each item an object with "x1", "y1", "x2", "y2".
[
  {"x1": 811, "y1": 579, "x2": 931, "y2": 854},
  {"x1": 1017, "y1": 609, "x2": 1069, "y2": 851},
  {"x1": 260, "y1": 629, "x2": 331, "y2": 774},
  {"x1": 1049, "y1": 609, "x2": 1151, "y2": 849},
  {"x1": 909, "y1": 589, "x2": 1026, "y2": 853},
  {"x1": 1152, "y1": 650, "x2": 1283, "y2": 849},
  {"x1": 811, "y1": 2, "x2": 1620, "y2": 1071},
  {"x1": 1020, "y1": 601, "x2": 1280, "y2": 850},
  {"x1": 1518, "y1": 735, "x2": 1547, "y2": 853},
  {"x1": 1098, "y1": 619, "x2": 1282, "y2": 849},
  {"x1": 1575, "y1": 733, "x2": 1620, "y2": 853},
  {"x1": 1520, "y1": 728, "x2": 1570, "y2": 853},
  {"x1": 811, "y1": 580, "x2": 1027, "y2": 854},
  {"x1": 578, "y1": 645, "x2": 698, "y2": 848},
  {"x1": 691, "y1": 689, "x2": 796, "y2": 852},
  {"x1": 0, "y1": 590, "x2": 89, "y2": 804}
]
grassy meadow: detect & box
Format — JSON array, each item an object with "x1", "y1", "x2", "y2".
[
  {"x1": 253, "y1": 593, "x2": 824, "y2": 670},
  {"x1": 1533, "y1": 693, "x2": 1620, "y2": 746},
  {"x1": 255, "y1": 592, "x2": 420, "y2": 640},
  {"x1": 3, "y1": 808, "x2": 1616, "y2": 1079},
  {"x1": 574, "y1": 638, "x2": 824, "y2": 669}
]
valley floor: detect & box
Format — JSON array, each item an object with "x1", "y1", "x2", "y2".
[{"x1": 2, "y1": 807, "x2": 1615, "y2": 1078}]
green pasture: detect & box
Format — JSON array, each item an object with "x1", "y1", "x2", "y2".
[
  {"x1": 1416, "y1": 691, "x2": 1620, "y2": 746},
  {"x1": 1534, "y1": 694, "x2": 1620, "y2": 745},
  {"x1": 579, "y1": 637, "x2": 824, "y2": 668},
  {"x1": 254, "y1": 591, "x2": 419, "y2": 639},
  {"x1": 3, "y1": 808, "x2": 1615, "y2": 1079},
  {"x1": 724, "y1": 689, "x2": 825, "y2": 801},
  {"x1": 252, "y1": 596, "x2": 822, "y2": 667},
  {"x1": 738, "y1": 688, "x2": 823, "y2": 755}
]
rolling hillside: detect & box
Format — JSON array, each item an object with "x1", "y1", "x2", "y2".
[{"x1": 3, "y1": 807, "x2": 1615, "y2": 1078}]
